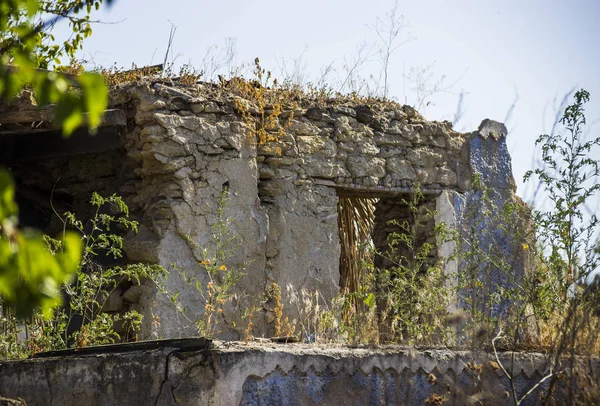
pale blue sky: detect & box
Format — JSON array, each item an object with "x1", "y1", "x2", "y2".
[{"x1": 57, "y1": 0, "x2": 600, "y2": 203}]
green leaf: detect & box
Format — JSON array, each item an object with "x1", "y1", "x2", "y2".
[
  {"x1": 363, "y1": 293, "x2": 376, "y2": 310},
  {"x1": 78, "y1": 72, "x2": 108, "y2": 130},
  {"x1": 52, "y1": 94, "x2": 82, "y2": 136},
  {"x1": 0, "y1": 169, "x2": 18, "y2": 221}
]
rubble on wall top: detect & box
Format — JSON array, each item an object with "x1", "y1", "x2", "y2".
[{"x1": 107, "y1": 79, "x2": 459, "y2": 133}]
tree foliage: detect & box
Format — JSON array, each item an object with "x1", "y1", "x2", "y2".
[
  {"x1": 0, "y1": 0, "x2": 112, "y2": 133},
  {"x1": 0, "y1": 0, "x2": 111, "y2": 318}
]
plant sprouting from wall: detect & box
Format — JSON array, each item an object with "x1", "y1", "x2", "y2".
[
  {"x1": 230, "y1": 58, "x2": 298, "y2": 151},
  {"x1": 169, "y1": 188, "x2": 248, "y2": 339}
]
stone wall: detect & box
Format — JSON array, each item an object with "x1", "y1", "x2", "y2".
[
  {"x1": 1, "y1": 81, "x2": 526, "y2": 340},
  {"x1": 104, "y1": 82, "x2": 481, "y2": 339},
  {"x1": 1, "y1": 340, "x2": 594, "y2": 405}
]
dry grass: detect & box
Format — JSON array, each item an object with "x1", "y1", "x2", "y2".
[
  {"x1": 532, "y1": 309, "x2": 600, "y2": 355},
  {"x1": 337, "y1": 197, "x2": 376, "y2": 296}
]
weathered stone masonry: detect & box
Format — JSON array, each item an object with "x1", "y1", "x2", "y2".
[{"x1": 0, "y1": 82, "x2": 524, "y2": 340}]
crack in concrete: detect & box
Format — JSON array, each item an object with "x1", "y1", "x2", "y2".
[
  {"x1": 169, "y1": 351, "x2": 216, "y2": 405},
  {"x1": 43, "y1": 363, "x2": 54, "y2": 405},
  {"x1": 154, "y1": 350, "x2": 176, "y2": 406},
  {"x1": 170, "y1": 355, "x2": 198, "y2": 394}
]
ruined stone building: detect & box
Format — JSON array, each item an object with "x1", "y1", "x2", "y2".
[{"x1": 0, "y1": 81, "x2": 528, "y2": 340}]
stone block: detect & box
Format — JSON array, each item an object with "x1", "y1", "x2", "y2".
[
  {"x1": 347, "y1": 156, "x2": 386, "y2": 178},
  {"x1": 386, "y1": 158, "x2": 417, "y2": 180},
  {"x1": 296, "y1": 136, "x2": 336, "y2": 156}
]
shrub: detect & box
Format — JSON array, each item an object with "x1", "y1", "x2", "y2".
[{"x1": 0, "y1": 193, "x2": 165, "y2": 359}]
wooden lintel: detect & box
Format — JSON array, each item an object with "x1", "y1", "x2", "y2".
[
  {"x1": 2, "y1": 65, "x2": 79, "y2": 82},
  {"x1": 0, "y1": 125, "x2": 125, "y2": 163},
  {"x1": 0, "y1": 108, "x2": 126, "y2": 134},
  {"x1": 0, "y1": 108, "x2": 54, "y2": 125},
  {"x1": 334, "y1": 183, "x2": 443, "y2": 197}
]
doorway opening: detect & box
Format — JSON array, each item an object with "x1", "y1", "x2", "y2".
[{"x1": 337, "y1": 189, "x2": 441, "y2": 341}]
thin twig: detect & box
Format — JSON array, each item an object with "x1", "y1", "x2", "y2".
[
  {"x1": 518, "y1": 368, "x2": 556, "y2": 405},
  {"x1": 492, "y1": 330, "x2": 519, "y2": 405},
  {"x1": 162, "y1": 21, "x2": 177, "y2": 75},
  {"x1": 50, "y1": 177, "x2": 67, "y2": 243}
]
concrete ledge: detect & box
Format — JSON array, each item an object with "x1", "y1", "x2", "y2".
[{"x1": 1, "y1": 340, "x2": 596, "y2": 405}]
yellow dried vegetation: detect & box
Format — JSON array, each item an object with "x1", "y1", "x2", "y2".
[
  {"x1": 99, "y1": 63, "x2": 201, "y2": 87},
  {"x1": 228, "y1": 58, "x2": 298, "y2": 151}
]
